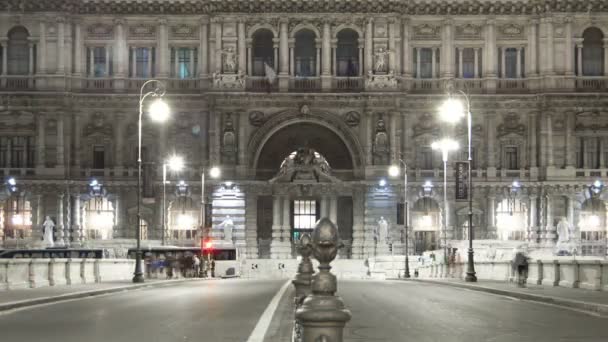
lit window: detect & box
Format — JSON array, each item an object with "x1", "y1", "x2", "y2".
[{"x1": 293, "y1": 200, "x2": 316, "y2": 241}]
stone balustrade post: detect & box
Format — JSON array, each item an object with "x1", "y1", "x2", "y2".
[{"x1": 295, "y1": 218, "x2": 351, "y2": 342}]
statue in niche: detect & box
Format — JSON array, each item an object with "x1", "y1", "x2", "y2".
[
  {"x1": 42, "y1": 216, "x2": 55, "y2": 248},
  {"x1": 373, "y1": 117, "x2": 389, "y2": 165},
  {"x1": 373, "y1": 47, "x2": 393, "y2": 73},
  {"x1": 220, "y1": 47, "x2": 237, "y2": 73},
  {"x1": 222, "y1": 115, "x2": 236, "y2": 164},
  {"x1": 218, "y1": 215, "x2": 234, "y2": 244},
  {"x1": 376, "y1": 216, "x2": 389, "y2": 244}
]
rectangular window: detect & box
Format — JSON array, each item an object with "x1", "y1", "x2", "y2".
[
  {"x1": 0, "y1": 137, "x2": 8, "y2": 168},
  {"x1": 505, "y1": 146, "x2": 518, "y2": 170},
  {"x1": 420, "y1": 147, "x2": 434, "y2": 169},
  {"x1": 504, "y1": 48, "x2": 518, "y2": 78},
  {"x1": 93, "y1": 146, "x2": 105, "y2": 169},
  {"x1": 462, "y1": 48, "x2": 475, "y2": 78},
  {"x1": 10, "y1": 137, "x2": 25, "y2": 168},
  {"x1": 93, "y1": 47, "x2": 107, "y2": 77},
  {"x1": 419, "y1": 48, "x2": 434, "y2": 79},
  {"x1": 170, "y1": 47, "x2": 197, "y2": 79},
  {"x1": 130, "y1": 47, "x2": 155, "y2": 78}
]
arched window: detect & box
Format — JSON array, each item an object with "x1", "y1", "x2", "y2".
[
  {"x1": 251, "y1": 29, "x2": 274, "y2": 76},
  {"x1": 336, "y1": 29, "x2": 359, "y2": 76},
  {"x1": 294, "y1": 30, "x2": 316, "y2": 77},
  {"x1": 7, "y1": 26, "x2": 31, "y2": 75},
  {"x1": 582, "y1": 28, "x2": 605, "y2": 76}
]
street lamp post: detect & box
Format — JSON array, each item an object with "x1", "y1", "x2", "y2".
[
  {"x1": 438, "y1": 91, "x2": 477, "y2": 282},
  {"x1": 389, "y1": 160, "x2": 409, "y2": 278},
  {"x1": 431, "y1": 138, "x2": 459, "y2": 269},
  {"x1": 134, "y1": 80, "x2": 171, "y2": 283},
  {"x1": 162, "y1": 155, "x2": 185, "y2": 246}
]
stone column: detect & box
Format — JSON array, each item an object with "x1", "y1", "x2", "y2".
[
  {"x1": 238, "y1": 112, "x2": 246, "y2": 166},
  {"x1": 331, "y1": 45, "x2": 336, "y2": 76},
  {"x1": 28, "y1": 43, "x2": 34, "y2": 76},
  {"x1": 38, "y1": 20, "x2": 47, "y2": 74},
  {"x1": 173, "y1": 48, "x2": 179, "y2": 77},
  {"x1": 158, "y1": 18, "x2": 168, "y2": 78},
  {"x1": 402, "y1": 18, "x2": 411, "y2": 77},
  {"x1": 31, "y1": 195, "x2": 44, "y2": 244},
  {"x1": 544, "y1": 193, "x2": 555, "y2": 245},
  {"x1": 114, "y1": 19, "x2": 127, "y2": 78},
  {"x1": 365, "y1": 19, "x2": 373, "y2": 74},
  {"x1": 88, "y1": 47, "x2": 94, "y2": 77},
  {"x1": 416, "y1": 48, "x2": 421, "y2": 78},
  {"x1": 238, "y1": 19, "x2": 246, "y2": 73},
  {"x1": 112, "y1": 193, "x2": 120, "y2": 239},
  {"x1": 282, "y1": 197, "x2": 291, "y2": 242},
  {"x1": 72, "y1": 194, "x2": 82, "y2": 247},
  {"x1": 389, "y1": 112, "x2": 397, "y2": 161},
  {"x1": 36, "y1": 114, "x2": 46, "y2": 169},
  {"x1": 486, "y1": 112, "x2": 496, "y2": 171},
  {"x1": 564, "y1": 17, "x2": 574, "y2": 76},
  {"x1": 351, "y1": 188, "x2": 365, "y2": 259},
  {"x1": 528, "y1": 195, "x2": 537, "y2": 242},
  {"x1": 199, "y1": 17, "x2": 209, "y2": 78},
  {"x1": 365, "y1": 112, "x2": 373, "y2": 164},
  {"x1": 529, "y1": 112, "x2": 538, "y2": 169},
  {"x1": 56, "y1": 17, "x2": 65, "y2": 74},
  {"x1": 270, "y1": 196, "x2": 282, "y2": 258},
  {"x1": 315, "y1": 44, "x2": 321, "y2": 76},
  {"x1": 604, "y1": 38, "x2": 608, "y2": 76},
  {"x1": 545, "y1": 17, "x2": 555, "y2": 75},
  {"x1": 527, "y1": 18, "x2": 538, "y2": 76},
  {"x1": 273, "y1": 40, "x2": 279, "y2": 71},
  {"x1": 1, "y1": 40, "x2": 7, "y2": 76},
  {"x1": 565, "y1": 112, "x2": 574, "y2": 167},
  {"x1": 546, "y1": 114, "x2": 554, "y2": 167},
  {"x1": 388, "y1": 18, "x2": 396, "y2": 73},
  {"x1": 484, "y1": 19, "x2": 497, "y2": 77},
  {"x1": 487, "y1": 193, "x2": 496, "y2": 239},
  {"x1": 500, "y1": 47, "x2": 506, "y2": 78},
  {"x1": 329, "y1": 196, "x2": 338, "y2": 227},
  {"x1": 458, "y1": 48, "x2": 463, "y2": 78},
  {"x1": 73, "y1": 20, "x2": 83, "y2": 77},
  {"x1": 55, "y1": 193, "x2": 65, "y2": 247},
  {"x1": 214, "y1": 19, "x2": 222, "y2": 73},
  {"x1": 245, "y1": 193, "x2": 259, "y2": 259},
  {"x1": 474, "y1": 48, "x2": 480, "y2": 78},
  {"x1": 104, "y1": 46, "x2": 110, "y2": 76},
  {"x1": 114, "y1": 113, "x2": 125, "y2": 168},
  {"x1": 441, "y1": 19, "x2": 454, "y2": 78},
  {"x1": 321, "y1": 20, "x2": 331, "y2": 89},
  {"x1": 279, "y1": 19, "x2": 289, "y2": 75},
  {"x1": 56, "y1": 114, "x2": 64, "y2": 167},
  {"x1": 199, "y1": 111, "x2": 208, "y2": 165},
  {"x1": 74, "y1": 113, "x2": 81, "y2": 167},
  {"x1": 289, "y1": 43, "x2": 295, "y2": 76},
  {"x1": 431, "y1": 47, "x2": 437, "y2": 78},
  {"x1": 320, "y1": 196, "x2": 329, "y2": 218},
  {"x1": 392, "y1": 18, "x2": 401, "y2": 75},
  {"x1": 516, "y1": 47, "x2": 522, "y2": 78},
  {"x1": 246, "y1": 44, "x2": 252, "y2": 75}
]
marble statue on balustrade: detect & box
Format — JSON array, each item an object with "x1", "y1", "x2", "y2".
[
  {"x1": 376, "y1": 216, "x2": 389, "y2": 244},
  {"x1": 218, "y1": 215, "x2": 234, "y2": 245},
  {"x1": 42, "y1": 216, "x2": 55, "y2": 248},
  {"x1": 555, "y1": 217, "x2": 578, "y2": 256},
  {"x1": 373, "y1": 47, "x2": 393, "y2": 73}
]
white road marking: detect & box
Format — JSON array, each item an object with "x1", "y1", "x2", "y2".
[{"x1": 246, "y1": 280, "x2": 291, "y2": 342}]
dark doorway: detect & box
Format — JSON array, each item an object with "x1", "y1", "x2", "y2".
[
  {"x1": 337, "y1": 196, "x2": 353, "y2": 258},
  {"x1": 256, "y1": 196, "x2": 273, "y2": 258}
]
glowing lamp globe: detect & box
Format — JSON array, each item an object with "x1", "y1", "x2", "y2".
[{"x1": 148, "y1": 99, "x2": 170, "y2": 122}]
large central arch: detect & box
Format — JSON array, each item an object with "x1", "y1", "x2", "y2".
[{"x1": 249, "y1": 109, "x2": 364, "y2": 180}]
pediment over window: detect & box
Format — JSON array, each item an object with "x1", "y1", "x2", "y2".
[{"x1": 576, "y1": 111, "x2": 608, "y2": 132}]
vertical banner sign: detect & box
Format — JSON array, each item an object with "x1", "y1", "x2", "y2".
[{"x1": 455, "y1": 161, "x2": 468, "y2": 201}]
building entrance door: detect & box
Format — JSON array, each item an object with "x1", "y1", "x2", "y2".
[{"x1": 414, "y1": 231, "x2": 438, "y2": 255}]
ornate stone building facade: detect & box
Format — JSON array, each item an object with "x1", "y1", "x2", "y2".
[{"x1": 0, "y1": 0, "x2": 607, "y2": 259}]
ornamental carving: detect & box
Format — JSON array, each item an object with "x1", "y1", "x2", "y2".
[
  {"x1": 87, "y1": 23, "x2": 114, "y2": 40},
  {"x1": 128, "y1": 24, "x2": 156, "y2": 39},
  {"x1": 0, "y1": 110, "x2": 35, "y2": 132},
  {"x1": 413, "y1": 113, "x2": 439, "y2": 137},
  {"x1": 223, "y1": 22, "x2": 237, "y2": 37},
  {"x1": 575, "y1": 111, "x2": 608, "y2": 132},
  {"x1": 412, "y1": 24, "x2": 440, "y2": 40},
  {"x1": 343, "y1": 111, "x2": 361, "y2": 127},
  {"x1": 170, "y1": 24, "x2": 198, "y2": 40},
  {"x1": 455, "y1": 24, "x2": 482, "y2": 39},
  {"x1": 498, "y1": 24, "x2": 524, "y2": 39},
  {"x1": 374, "y1": 22, "x2": 388, "y2": 38},
  {"x1": 84, "y1": 113, "x2": 112, "y2": 137},
  {"x1": 497, "y1": 113, "x2": 525, "y2": 137},
  {"x1": 249, "y1": 111, "x2": 265, "y2": 126}
]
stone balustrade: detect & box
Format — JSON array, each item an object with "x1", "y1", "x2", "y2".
[
  {"x1": 414, "y1": 258, "x2": 608, "y2": 292},
  {"x1": 0, "y1": 258, "x2": 136, "y2": 290}
]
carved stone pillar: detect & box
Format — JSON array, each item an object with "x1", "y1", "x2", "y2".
[
  {"x1": 74, "y1": 19, "x2": 83, "y2": 76},
  {"x1": 365, "y1": 112, "x2": 373, "y2": 165},
  {"x1": 441, "y1": 19, "x2": 454, "y2": 78},
  {"x1": 112, "y1": 193, "x2": 120, "y2": 239},
  {"x1": 484, "y1": 19, "x2": 497, "y2": 78},
  {"x1": 56, "y1": 114, "x2": 64, "y2": 167},
  {"x1": 528, "y1": 195, "x2": 538, "y2": 242},
  {"x1": 238, "y1": 20, "x2": 246, "y2": 73},
  {"x1": 279, "y1": 19, "x2": 289, "y2": 75},
  {"x1": 38, "y1": 20, "x2": 47, "y2": 74},
  {"x1": 546, "y1": 114, "x2": 554, "y2": 167},
  {"x1": 329, "y1": 196, "x2": 338, "y2": 228},
  {"x1": 401, "y1": 18, "x2": 411, "y2": 77},
  {"x1": 56, "y1": 17, "x2": 65, "y2": 74},
  {"x1": 388, "y1": 18, "x2": 397, "y2": 74},
  {"x1": 486, "y1": 112, "x2": 496, "y2": 173},
  {"x1": 245, "y1": 193, "x2": 259, "y2": 259},
  {"x1": 365, "y1": 19, "x2": 373, "y2": 74},
  {"x1": 564, "y1": 17, "x2": 574, "y2": 76},
  {"x1": 1, "y1": 39, "x2": 7, "y2": 76},
  {"x1": 544, "y1": 193, "x2": 556, "y2": 245},
  {"x1": 565, "y1": 112, "x2": 575, "y2": 167},
  {"x1": 487, "y1": 193, "x2": 496, "y2": 239},
  {"x1": 351, "y1": 188, "x2": 365, "y2": 259},
  {"x1": 55, "y1": 193, "x2": 65, "y2": 247},
  {"x1": 527, "y1": 18, "x2": 538, "y2": 77},
  {"x1": 238, "y1": 112, "x2": 246, "y2": 166},
  {"x1": 529, "y1": 112, "x2": 537, "y2": 169},
  {"x1": 199, "y1": 17, "x2": 209, "y2": 78},
  {"x1": 282, "y1": 196, "x2": 291, "y2": 242},
  {"x1": 544, "y1": 17, "x2": 555, "y2": 76},
  {"x1": 158, "y1": 18, "x2": 169, "y2": 78},
  {"x1": 113, "y1": 19, "x2": 127, "y2": 78},
  {"x1": 214, "y1": 19, "x2": 222, "y2": 73},
  {"x1": 72, "y1": 194, "x2": 82, "y2": 247},
  {"x1": 270, "y1": 195, "x2": 282, "y2": 259},
  {"x1": 114, "y1": 113, "x2": 125, "y2": 168},
  {"x1": 36, "y1": 114, "x2": 46, "y2": 169}
]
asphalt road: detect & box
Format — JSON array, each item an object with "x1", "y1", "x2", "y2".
[
  {"x1": 1, "y1": 279, "x2": 607, "y2": 342},
  {"x1": 0, "y1": 279, "x2": 287, "y2": 342},
  {"x1": 339, "y1": 280, "x2": 608, "y2": 342}
]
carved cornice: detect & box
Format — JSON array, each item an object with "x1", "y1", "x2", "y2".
[{"x1": 0, "y1": 1, "x2": 606, "y2": 16}]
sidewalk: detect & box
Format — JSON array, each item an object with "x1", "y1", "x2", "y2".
[
  {"x1": 402, "y1": 277, "x2": 608, "y2": 316},
  {"x1": 0, "y1": 278, "x2": 204, "y2": 312}
]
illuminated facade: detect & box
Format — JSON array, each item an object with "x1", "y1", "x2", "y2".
[{"x1": 0, "y1": 0, "x2": 607, "y2": 258}]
